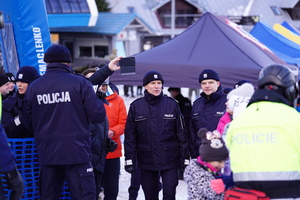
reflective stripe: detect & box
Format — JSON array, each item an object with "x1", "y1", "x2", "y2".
[
  {"x1": 125, "y1": 159, "x2": 133, "y2": 165},
  {"x1": 234, "y1": 171, "x2": 300, "y2": 181},
  {"x1": 184, "y1": 159, "x2": 189, "y2": 165}
]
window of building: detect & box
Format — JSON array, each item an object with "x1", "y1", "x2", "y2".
[
  {"x1": 282, "y1": 1, "x2": 300, "y2": 20},
  {"x1": 127, "y1": 6, "x2": 135, "y2": 13},
  {"x1": 45, "y1": 0, "x2": 89, "y2": 14},
  {"x1": 79, "y1": 46, "x2": 92, "y2": 57},
  {"x1": 290, "y1": 2, "x2": 300, "y2": 20},
  {"x1": 63, "y1": 41, "x2": 74, "y2": 60},
  {"x1": 156, "y1": 0, "x2": 201, "y2": 28},
  {"x1": 94, "y1": 46, "x2": 108, "y2": 58},
  {"x1": 293, "y1": 6, "x2": 300, "y2": 19},
  {"x1": 270, "y1": 6, "x2": 281, "y2": 15}
]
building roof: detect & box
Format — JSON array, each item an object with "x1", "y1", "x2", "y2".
[
  {"x1": 107, "y1": 0, "x2": 300, "y2": 35},
  {"x1": 50, "y1": 12, "x2": 153, "y2": 34},
  {"x1": 280, "y1": 0, "x2": 299, "y2": 8}
]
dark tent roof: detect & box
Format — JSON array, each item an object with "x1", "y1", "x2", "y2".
[{"x1": 110, "y1": 12, "x2": 286, "y2": 89}]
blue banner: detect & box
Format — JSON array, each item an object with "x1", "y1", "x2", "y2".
[{"x1": 0, "y1": 0, "x2": 51, "y2": 75}]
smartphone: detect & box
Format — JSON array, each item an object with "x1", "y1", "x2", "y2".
[{"x1": 119, "y1": 57, "x2": 136, "y2": 75}]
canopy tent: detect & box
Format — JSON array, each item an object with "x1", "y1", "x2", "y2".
[
  {"x1": 273, "y1": 23, "x2": 300, "y2": 45},
  {"x1": 250, "y1": 22, "x2": 300, "y2": 66},
  {"x1": 281, "y1": 21, "x2": 300, "y2": 36},
  {"x1": 110, "y1": 12, "x2": 286, "y2": 89}
]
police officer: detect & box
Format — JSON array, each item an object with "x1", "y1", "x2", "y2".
[
  {"x1": 190, "y1": 69, "x2": 227, "y2": 158},
  {"x1": 2, "y1": 66, "x2": 39, "y2": 138},
  {"x1": 168, "y1": 87, "x2": 192, "y2": 129},
  {"x1": 168, "y1": 87, "x2": 192, "y2": 180},
  {"x1": 0, "y1": 95, "x2": 23, "y2": 200},
  {"x1": 226, "y1": 64, "x2": 300, "y2": 199},
  {"x1": 124, "y1": 71, "x2": 188, "y2": 200},
  {"x1": 24, "y1": 45, "x2": 106, "y2": 200}
]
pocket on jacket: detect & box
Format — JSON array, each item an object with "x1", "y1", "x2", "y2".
[
  {"x1": 134, "y1": 116, "x2": 147, "y2": 131},
  {"x1": 134, "y1": 116, "x2": 147, "y2": 122}
]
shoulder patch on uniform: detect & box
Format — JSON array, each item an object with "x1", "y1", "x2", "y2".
[{"x1": 130, "y1": 97, "x2": 143, "y2": 105}]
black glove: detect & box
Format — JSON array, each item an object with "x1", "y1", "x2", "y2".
[
  {"x1": 125, "y1": 165, "x2": 135, "y2": 174},
  {"x1": 124, "y1": 159, "x2": 135, "y2": 174},
  {"x1": 96, "y1": 91, "x2": 107, "y2": 99},
  {"x1": 106, "y1": 138, "x2": 118, "y2": 153},
  {"x1": 5, "y1": 167, "x2": 24, "y2": 200}
]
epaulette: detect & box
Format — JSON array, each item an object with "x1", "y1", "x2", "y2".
[
  {"x1": 165, "y1": 95, "x2": 179, "y2": 103},
  {"x1": 130, "y1": 96, "x2": 143, "y2": 105},
  {"x1": 193, "y1": 96, "x2": 201, "y2": 104}
]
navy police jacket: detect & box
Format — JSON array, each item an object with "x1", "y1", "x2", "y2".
[
  {"x1": 90, "y1": 117, "x2": 109, "y2": 173},
  {"x1": 124, "y1": 91, "x2": 188, "y2": 171},
  {"x1": 189, "y1": 87, "x2": 227, "y2": 158},
  {"x1": 25, "y1": 63, "x2": 106, "y2": 165},
  {"x1": 2, "y1": 92, "x2": 33, "y2": 138},
  {"x1": 0, "y1": 124, "x2": 15, "y2": 172}
]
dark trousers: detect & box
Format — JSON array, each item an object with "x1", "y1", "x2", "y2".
[
  {"x1": 94, "y1": 169, "x2": 103, "y2": 199},
  {"x1": 102, "y1": 158, "x2": 120, "y2": 200},
  {"x1": 39, "y1": 162, "x2": 95, "y2": 200},
  {"x1": 124, "y1": 85, "x2": 134, "y2": 97},
  {"x1": 136, "y1": 86, "x2": 143, "y2": 95},
  {"x1": 128, "y1": 166, "x2": 141, "y2": 200},
  {"x1": 140, "y1": 168, "x2": 178, "y2": 200}
]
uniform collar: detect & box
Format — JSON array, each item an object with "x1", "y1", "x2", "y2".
[
  {"x1": 46, "y1": 62, "x2": 74, "y2": 73},
  {"x1": 201, "y1": 86, "x2": 224, "y2": 101},
  {"x1": 248, "y1": 89, "x2": 290, "y2": 107},
  {"x1": 144, "y1": 90, "x2": 163, "y2": 105}
]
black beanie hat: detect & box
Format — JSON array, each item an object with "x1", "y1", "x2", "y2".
[
  {"x1": 5, "y1": 73, "x2": 15, "y2": 82},
  {"x1": 143, "y1": 71, "x2": 164, "y2": 86},
  {"x1": 16, "y1": 66, "x2": 40, "y2": 84},
  {"x1": 0, "y1": 74, "x2": 10, "y2": 87},
  {"x1": 198, "y1": 128, "x2": 229, "y2": 162},
  {"x1": 234, "y1": 80, "x2": 251, "y2": 89},
  {"x1": 168, "y1": 87, "x2": 181, "y2": 92},
  {"x1": 198, "y1": 69, "x2": 220, "y2": 83},
  {"x1": 44, "y1": 45, "x2": 72, "y2": 63}
]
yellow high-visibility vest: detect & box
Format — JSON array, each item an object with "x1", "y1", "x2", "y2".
[{"x1": 226, "y1": 101, "x2": 300, "y2": 182}]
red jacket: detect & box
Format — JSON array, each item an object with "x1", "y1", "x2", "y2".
[{"x1": 104, "y1": 91, "x2": 127, "y2": 159}]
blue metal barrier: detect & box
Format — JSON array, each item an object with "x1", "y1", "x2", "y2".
[{"x1": 1, "y1": 138, "x2": 70, "y2": 199}]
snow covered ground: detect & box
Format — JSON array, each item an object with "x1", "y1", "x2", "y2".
[{"x1": 115, "y1": 86, "x2": 196, "y2": 200}]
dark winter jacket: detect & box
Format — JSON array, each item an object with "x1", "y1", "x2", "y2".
[
  {"x1": 189, "y1": 87, "x2": 227, "y2": 158},
  {"x1": 174, "y1": 93, "x2": 192, "y2": 135},
  {"x1": 24, "y1": 62, "x2": 106, "y2": 165},
  {"x1": 2, "y1": 92, "x2": 33, "y2": 138},
  {"x1": 89, "y1": 64, "x2": 113, "y2": 86},
  {"x1": 124, "y1": 91, "x2": 188, "y2": 170},
  {"x1": 0, "y1": 123, "x2": 15, "y2": 172},
  {"x1": 90, "y1": 117, "x2": 109, "y2": 173},
  {"x1": 89, "y1": 64, "x2": 119, "y2": 94}
]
